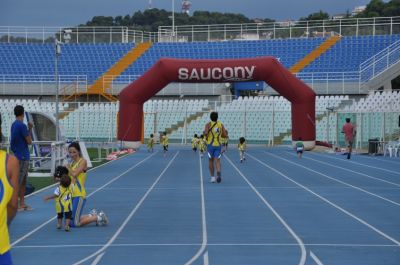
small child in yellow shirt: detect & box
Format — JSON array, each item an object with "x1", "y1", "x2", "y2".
[
  {"x1": 238, "y1": 137, "x2": 246, "y2": 163},
  {"x1": 43, "y1": 166, "x2": 72, "y2": 231},
  {"x1": 147, "y1": 134, "x2": 154, "y2": 152}
]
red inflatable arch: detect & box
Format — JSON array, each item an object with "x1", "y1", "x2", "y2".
[{"x1": 118, "y1": 57, "x2": 316, "y2": 149}]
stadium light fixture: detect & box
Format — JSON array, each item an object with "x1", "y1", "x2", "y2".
[
  {"x1": 326, "y1": 107, "x2": 336, "y2": 145},
  {"x1": 172, "y1": 0, "x2": 175, "y2": 38},
  {"x1": 53, "y1": 28, "x2": 72, "y2": 142},
  {"x1": 63, "y1": 29, "x2": 72, "y2": 44},
  {"x1": 54, "y1": 38, "x2": 62, "y2": 142}
]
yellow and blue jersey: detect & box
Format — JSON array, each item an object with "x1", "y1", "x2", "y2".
[
  {"x1": 54, "y1": 185, "x2": 72, "y2": 214},
  {"x1": 238, "y1": 142, "x2": 246, "y2": 151},
  {"x1": 147, "y1": 138, "x2": 154, "y2": 149},
  {"x1": 69, "y1": 158, "x2": 87, "y2": 198},
  {"x1": 161, "y1": 135, "x2": 169, "y2": 146},
  {"x1": 199, "y1": 138, "x2": 207, "y2": 152},
  {"x1": 206, "y1": 121, "x2": 224, "y2": 147},
  {"x1": 191, "y1": 137, "x2": 198, "y2": 149},
  {"x1": 0, "y1": 151, "x2": 13, "y2": 254}
]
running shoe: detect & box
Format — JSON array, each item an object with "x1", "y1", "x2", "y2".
[
  {"x1": 89, "y1": 209, "x2": 98, "y2": 217},
  {"x1": 98, "y1": 210, "x2": 109, "y2": 226}
]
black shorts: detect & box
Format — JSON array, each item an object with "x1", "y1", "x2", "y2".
[
  {"x1": 163, "y1": 145, "x2": 168, "y2": 151},
  {"x1": 58, "y1": 211, "x2": 72, "y2": 219}
]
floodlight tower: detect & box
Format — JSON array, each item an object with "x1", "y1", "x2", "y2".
[
  {"x1": 148, "y1": 0, "x2": 152, "y2": 9},
  {"x1": 181, "y1": 0, "x2": 191, "y2": 14}
]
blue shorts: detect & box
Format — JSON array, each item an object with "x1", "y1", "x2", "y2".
[
  {"x1": 207, "y1": 145, "x2": 222, "y2": 159},
  {"x1": 71, "y1": 197, "x2": 86, "y2": 227},
  {"x1": 0, "y1": 251, "x2": 12, "y2": 265}
]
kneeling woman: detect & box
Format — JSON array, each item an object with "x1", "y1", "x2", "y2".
[{"x1": 68, "y1": 142, "x2": 108, "y2": 227}]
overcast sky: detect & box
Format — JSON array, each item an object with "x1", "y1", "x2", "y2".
[{"x1": 1, "y1": 0, "x2": 371, "y2": 27}]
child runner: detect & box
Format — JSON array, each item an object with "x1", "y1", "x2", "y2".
[
  {"x1": 199, "y1": 134, "x2": 206, "y2": 157},
  {"x1": 238, "y1": 137, "x2": 247, "y2": 163},
  {"x1": 147, "y1": 134, "x2": 154, "y2": 152},
  {"x1": 223, "y1": 130, "x2": 229, "y2": 152},
  {"x1": 161, "y1": 132, "x2": 169, "y2": 156},
  {"x1": 295, "y1": 138, "x2": 305, "y2": 159},
  {"x1": 192, "y1": 134, "x2": 198, "y2": 152},
  {"x1": 43, "y1": 166, "x2": 72, "y2": 231}
]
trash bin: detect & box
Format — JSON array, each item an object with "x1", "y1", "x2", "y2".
[{"x1": 368, "y1": 138, "x2": 379, "y2": 154}]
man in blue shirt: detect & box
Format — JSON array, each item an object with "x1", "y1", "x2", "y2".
[{"x1": 11, "y1": 105, "x2": 33, "y2": 211}]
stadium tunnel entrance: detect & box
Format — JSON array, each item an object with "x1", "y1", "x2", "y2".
[{"x1": 118, "y1": 57, "x2": 316, "y2": 150}]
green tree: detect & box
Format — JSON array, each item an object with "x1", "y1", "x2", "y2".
[
  {"x1": 86, "y1": 16, "x2": 114, "y2": 26},
  {"x1": 364, "y1": 0, "x2": 385, "y2": 17},
  {"x1": 83, "y1": 8, "x2": 261, "y2": 30},
  {"x1": 382, "y1": 0, "x2": 400, "y2": 16},
  {"x1": 299, "y1": 10, "x2": 330, "y2": 21},
  {"x1": 355, "y1": 0, "x2": 400, "y2": 17}
]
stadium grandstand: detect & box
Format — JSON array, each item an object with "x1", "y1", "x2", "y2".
[
  {"x1": 2, "y1": 7, "x2": 400, "y2": 265},
  {"x1": 0, "y1": 16, "x2": 399, "y2": 151}
]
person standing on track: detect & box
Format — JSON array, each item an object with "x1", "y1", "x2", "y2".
[
  {"x1": 10, "y1": 105, "x2": 33, "y2": 212},
  {"x1": 203, "y1": 112, "x2": 228, "y2": 183}
]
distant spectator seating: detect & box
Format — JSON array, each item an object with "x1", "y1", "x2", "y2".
[
  {"x1": 1, "y1": 35, "x2": 399, "y2": 89},
  {"x1": 304, "y1": 35, "x2": 400, "y2": 72},
  {"x1": 0, "y1": 98, "x2": 69, "y2": 138},
  {"x1": 0, "y1": 43, "x2": 134, "y2": 84},
  {"x1": 0, "y1": 93, "x2": 398, "y2": 146},
  {"x1": 167, "y1": 95, "x2": 349, "y2": 143},
  {"x1": 341, "y1": 91, "x2": 400, "y2": 143},
  {"x1": 144, "y1": 99, "x2": 209, "y2": 138}
]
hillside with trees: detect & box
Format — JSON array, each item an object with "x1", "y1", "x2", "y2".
[{"x1": 81, "y1": 0, "x2": 400, "y2": 30}]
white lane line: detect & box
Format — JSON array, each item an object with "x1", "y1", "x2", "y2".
[
  {"x1": 12, "y1": 243, "x2": 400, "y2": 248},
  {"x1": 73, "y1": 151, "x2": 179, "y2": 265},
  {"x1": 12, "y1": 151, "x2": 158, "y2": 247},
  {"x1": 185, "y1": 153, "x2": 208, "y2": 265},
  {"x1": 356, "y1": 154, "x2": 400, "y2": 166},
  {"x1": 203, "y1": 251, "x2": 209, "y2": 265},
  {"x1": 248, "y1": 153, "x2": 400, "y2": 246},
  {"x1": 224, "y1": 155, "x2": 307, "y2": 265},
  {"x1": 91, "y1": 252, "x2": 105, "y2": 265},
  {"x1": 291, "y1": 151, "x2": 400, "y2": 188},
  {"x1": 87, "y1": 187, "x2": 202, "y2": 191},
  {"x1": 267, "y1": 152, "x2": 400, "y2": 206},
  {"x1": 310, "y1": 251, "x2": 323, "y2": 265},
  {"x1": 312, "y1": 152, "x2": 400, "y2": 176}
]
